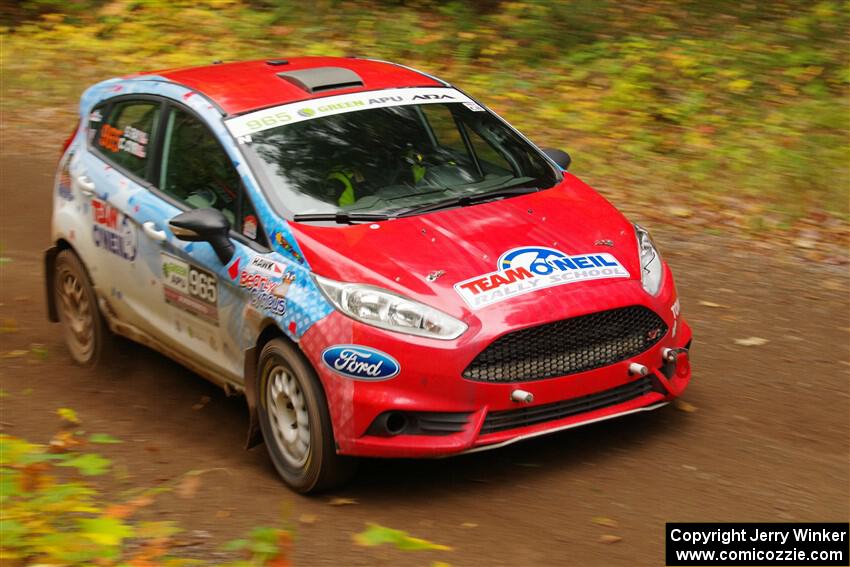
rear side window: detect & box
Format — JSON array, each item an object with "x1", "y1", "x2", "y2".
[{"x1": 96, "y1": 101, "x2": 159, "y2": 178}]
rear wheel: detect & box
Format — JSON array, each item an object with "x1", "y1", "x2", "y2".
[
  {"x1": 257, "y1": 338, "x2": 356, "y2": 493},
  {"x1": 53, "y1": 249, "x2": 113, "y2": 367}
]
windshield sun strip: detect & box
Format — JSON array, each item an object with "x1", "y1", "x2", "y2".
[{"x1": 226, "y1": 87, "x2": 475, "y2": 140}]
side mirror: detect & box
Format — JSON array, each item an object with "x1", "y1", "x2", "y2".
[
  {"x1": 541, "y1": 148, "x2": 571, "y2": 171},
  {"x1": 168, "y1": 208, "x2": 234, "y2": 264}
]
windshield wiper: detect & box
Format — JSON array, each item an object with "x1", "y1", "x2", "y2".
[
  {"x1": 395, "y1": 185, "x2": 540, "y2": 218},
  {"x1": 293, "y1": 187, "x2": 541, "y2": 224},
  {"x1": 292, "y1": 212, "x2": 391, "y2": 224}
]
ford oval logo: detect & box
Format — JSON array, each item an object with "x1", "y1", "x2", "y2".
[{"x1": 321, "y1": 345, "x2": 400, "y2": 381}]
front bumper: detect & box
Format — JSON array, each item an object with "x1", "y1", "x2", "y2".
[{"x1": 299, "y1": 274, "x2": 692, "y2": 458}]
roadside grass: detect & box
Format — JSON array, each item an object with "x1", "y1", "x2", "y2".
[{"x1": 1, "y1": 0, "x2": 847, "y2": 249}]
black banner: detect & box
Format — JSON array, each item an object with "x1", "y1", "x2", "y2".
[{"x1": 666, "y1": 523, "x2": 849, "y2": 566}]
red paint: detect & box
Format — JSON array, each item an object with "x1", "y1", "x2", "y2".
[
  {"x1": 290, "y1": 174, "x2": 641, "y2": 320},
  {"x1": 148, "y1": 57, "x2": 441, "y2": 114},
  {"x1": 300, "y1": 310, "x2": 692, "y2": 458}
]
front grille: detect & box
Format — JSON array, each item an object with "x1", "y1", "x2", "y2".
[
  {"x1": 480, "y1": 377, "x2": 653, "y2": 435},
  {"x1": 463, "y1": 305, "x2": 667, "y2": 382}
]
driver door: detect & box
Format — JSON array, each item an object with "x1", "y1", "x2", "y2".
[{"x1": 128, "y1": 102, "x2": 269, "y2": 380}]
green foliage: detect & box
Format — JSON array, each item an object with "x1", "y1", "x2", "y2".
[
  {"x1": 0, "y1": 413, "x2": 295, "y2": 565},
  {"x1": 1, "y1": 0, "x2": 848, "y2": 226}
]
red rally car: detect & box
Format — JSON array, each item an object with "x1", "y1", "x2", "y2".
[{"x1": 48, "y1": 56, "x2": 692, "y2": 493}]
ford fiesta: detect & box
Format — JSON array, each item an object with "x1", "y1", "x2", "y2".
[{"x1": 47, "y1": 57, "x2": 692, "y2": 493}]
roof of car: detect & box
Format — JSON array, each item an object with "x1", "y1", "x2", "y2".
[{"x1": 138, "y1": 57, "x2": 446, "y2": 115}]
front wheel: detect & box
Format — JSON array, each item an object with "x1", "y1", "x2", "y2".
[{"x1": 257, "y1": 338, "x2": 356, "y2": 493}]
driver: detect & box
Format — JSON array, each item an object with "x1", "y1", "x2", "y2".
[{"x1": 326, "y1": 147, "x2": 429, "y2": 207}]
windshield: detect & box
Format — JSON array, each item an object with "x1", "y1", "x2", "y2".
[{"x1": 230, "y1": 88, "x2": 560, "y2": 219}]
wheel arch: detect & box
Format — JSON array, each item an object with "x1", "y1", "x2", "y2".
[{"x1": 244, "y1": 320, "x2": 330, "y2": 450}]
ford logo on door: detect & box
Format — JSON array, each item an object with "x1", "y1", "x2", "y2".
[{"x1": 321, "y1": 345, "x2": 400, "y2": 381}]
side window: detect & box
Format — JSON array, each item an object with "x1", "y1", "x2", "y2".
[
  {"x1": 159, "y1": 106, "x2": 267, "y2": 246},
  {"x1": 96, "y1": 100, "x2": 159, "y2": 178}
]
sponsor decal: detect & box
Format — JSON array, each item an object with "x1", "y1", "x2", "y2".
[
  {"x1": 246, "y1": 256, "x2": 285, "y2": 279},
  {"x1": 161, "y1": 253, "x2": 219, "y2": 324},
  {"x1": 57, "y1": 163, "x2": 73, "y2": 201},
  {"x1": 240, "y1": 268, "x2": 294, "y2": 317},
  {"x1": 97, "y1": 124, "x2": 149, "y2": 158},
  {"x1": 321, "y1": 345, "x2": 400, "y2": 380},
  {"x1": 454, "y1": 246, "x2": 630, "y2": 310},
  {"x1": 671, "y1": 298, "x2": 681, "y2": 337},
  {"x1": 242, "y1": 214, "x2": 258, "y2": 240},
  {"x1": 226, "y1": 87, "x2": 474, "y2": 138},
  {"x1": 274, "y1": 232, "x2": 305, "y2": 264},
  {"x1": 463, "y1": 101, "x2": 485, "y2": 112},
  {"x1": 91, "y1": 199, "x2": 137, "y2": 261}
]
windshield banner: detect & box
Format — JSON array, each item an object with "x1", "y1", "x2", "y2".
[{"x1": 225, "y1": 87, "x2": 476, "y2": 139}]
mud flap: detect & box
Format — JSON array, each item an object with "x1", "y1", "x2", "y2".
[
  {"x1": 243, "y1": 345, "x2": 264, "y2": 449},
  {"x1": 44, "y1": 246, "x2": 60, "y2": 322}
]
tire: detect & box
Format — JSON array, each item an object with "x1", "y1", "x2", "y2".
[
  {"x1": 257, "y1": 338, "x2": 356, "y2": 493},
  {"x1": 53, "y1": 249, "x2": 114, "y2": 367}
]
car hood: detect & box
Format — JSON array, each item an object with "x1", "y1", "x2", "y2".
[{"x1": 288, "y1": 174, "x2": 643, "y2": 324}]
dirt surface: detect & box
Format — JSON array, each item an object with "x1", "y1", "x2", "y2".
[{"x1": 1, "y1": 156, "x2": 849, "y2": 566}]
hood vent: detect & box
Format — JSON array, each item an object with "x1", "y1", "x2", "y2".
[{"x1": 276, "y1": 67, "x2": 364, "y2": 93}]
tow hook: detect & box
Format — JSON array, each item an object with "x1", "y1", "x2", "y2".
[{"x1": 510, "y1": 389, "x2": 534, "y2": 404}]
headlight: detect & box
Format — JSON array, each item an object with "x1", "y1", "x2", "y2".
[
  {"x1": 313, "y1": 274, "x2": 468, "y2": 340},
  {"x1": 634, "y1": 224, "x2": 663, "y2": 295}
]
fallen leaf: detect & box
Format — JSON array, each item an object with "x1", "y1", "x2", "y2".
[
  {"x1": 89, "y1": 433, "x2": 122, "y2": 444},
  {"x1": 329, "y1": 497, "x2": 357, "y2": 506},
  {"x1": 0, "y1": 318, "x2": 18, "y2": 333},
  {"x1": 30, "y1": 344, "x2": 48, "y2": 360},
  {"x1": 793, "y1": 238, "x2": 816, "y2": 250},
  {"x1": 734, "y1": 336, "x2": 769, "y2": 347},
  {"x1": 354, "y1": 523, "x2": 451, "y2": 551},
  {"x1": 57, "y1": 407, "x2": 81, "y2": 424},
  {"x1": 674, "y1": 400, "x2": 698, "y2": 413},
  {"x1": 2, "y1": 350, "x2": 28, "y2": 358},
  {"x1": 192, "y1": 395, "x2": 212, "y2": 410},
  {"x1": 821, "y1": 279, "x2": 845, "y2": 291},
  {"x1": 698, "y1": 300, "x2": 725, "y2": 308},
  {"x1": 592, "y1": 517, "x2": 618, "y2": 528},
  {"x1": 599, "y1": 535, "x2": 622, "y2": 544},
  {"x1": 299, "y1": 513, "x2": 318, "y2": 524},
  {"x1": 461, "y1": 522, "x2": 478, "y2": 528},
  {"x1": 176, "y1": 474, "x2": 202, "y2": 499}
]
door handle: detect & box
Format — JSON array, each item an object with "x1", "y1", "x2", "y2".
[
  {"x1": 75, "y1": 175, "x2": 96, "y2": 196},
  {"x1": 142, "y1": 221, "x2": 168, "y2": 242}
]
